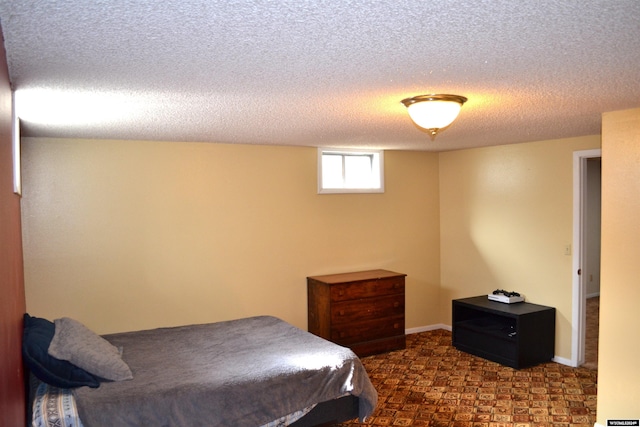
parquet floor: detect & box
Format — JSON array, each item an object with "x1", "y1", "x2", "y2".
[
  {"x1": 338, "y1": 329, "x2": 597, "y2": 427},
  {"x1": 582, "y1": 296, "x2": 599, "y2": 370}
]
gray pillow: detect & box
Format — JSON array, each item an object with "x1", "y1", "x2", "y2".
[{"x1": 48, "y1": 317, "x2": 133, "y2": 382}]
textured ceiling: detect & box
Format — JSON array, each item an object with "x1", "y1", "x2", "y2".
[{"x1": 0, "y1": 0, "x2": 639, "y2": 151}]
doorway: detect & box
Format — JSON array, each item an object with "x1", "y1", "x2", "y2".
[{"x1": 571, "y1": 149, "x2": 601, "y2": 367}]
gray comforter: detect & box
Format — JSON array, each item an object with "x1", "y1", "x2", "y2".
[{"x1": 73, "y1": 316, "x2": 377, "y2": 427}]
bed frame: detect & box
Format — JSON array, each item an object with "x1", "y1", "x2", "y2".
[{"x1": 290, "y1": 395, "x2": 359, "y2": 426}]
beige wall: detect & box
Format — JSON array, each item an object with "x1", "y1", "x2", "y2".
[
  {"x1": 21, "y1": 133, "x2": 603, "y2": 363},
  {"x1": 21, "y1": 138, "x2": 441, "y2": 334},
  {"x1": 18, "y1": 115, "x2": 640, "y2": 420},
  {"x1": 438, "y1": 135, "x2": 601, "y2": 361},
  {"x1": 597, "y1": 108, "x2": 640, "y2": 423}
]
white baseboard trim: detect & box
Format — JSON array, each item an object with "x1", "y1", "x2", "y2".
[
  {"x1": 587, "y1": 292, "x2": 601, "y2": 299},
  {"x1": 552, "y1": 355, "x2": 574, "y2": 367},
  {"x1": 406, "y1": 324, "x2": 451, "y2": 334},
  {"x1": 594, "y1": 423, "x2": 605, "y2": 427}
]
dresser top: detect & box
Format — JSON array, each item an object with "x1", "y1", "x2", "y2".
[
  {"x1": 307, "y1": 269, "x2": 406, "y2": 284},
  {"x1": 454, "y1": 295, "x2": 555, "y2": 315}
]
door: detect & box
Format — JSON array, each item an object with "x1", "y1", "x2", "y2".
[{"x1": 571, "y1": 149, "x2": 601, "y2": 367}]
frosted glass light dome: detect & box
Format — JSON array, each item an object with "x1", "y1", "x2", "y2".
[{"x1": 401, "y1": 94, "x2": 467, "y2": 138}]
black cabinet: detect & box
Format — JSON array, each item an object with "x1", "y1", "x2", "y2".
[{"x1": 452, "y1": 296, "x2": 555, "y2": 369}]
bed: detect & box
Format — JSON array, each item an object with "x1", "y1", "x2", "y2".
[{"x1": 23, "y1": 314, "x2": 377, "y2": 427}]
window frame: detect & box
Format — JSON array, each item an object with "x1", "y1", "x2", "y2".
[{"x1": 317, "y1": 147, "x2": 385, "y2": 194}]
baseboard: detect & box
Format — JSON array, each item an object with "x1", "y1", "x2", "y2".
[
  {"x1": 552, "y1": 355, "x2": 574, "y2": 367},
  {"x1": 406, "y1": 324, "x2": 451, "y2": 334},
  {"x1": 587, "y1": 292, "x2": 601, "y2": 299}
]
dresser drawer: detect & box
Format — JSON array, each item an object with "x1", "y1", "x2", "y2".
[
  {"x1": 330, "y1": 277, "x2": 404, "y2": 302},
  {"x1": 331, "y1": 295, "x2": 404, "y2": 324},
  {"x1": 331, "y1": 316, "x2": 404, "y2": 345},
  {"x1": 307, "y1": 269, "x2": 406, "y2": 356},
  {"x1": 350, "y1": 335, "x2": 406, "y2": 357}
]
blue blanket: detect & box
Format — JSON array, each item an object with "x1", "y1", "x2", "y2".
[{"x1": 73, "y1": 316, "x2": 377, "y2": 426}]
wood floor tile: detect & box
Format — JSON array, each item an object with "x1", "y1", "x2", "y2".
[{"x1": 338, "y1": 330, "x2": 597, "y2": 427}]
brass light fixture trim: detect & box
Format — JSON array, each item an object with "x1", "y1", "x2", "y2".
[{"x1": 401, "y1": 93, "x2": 468, "y2": 139}]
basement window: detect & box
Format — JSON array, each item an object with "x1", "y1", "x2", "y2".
[{"x1": 318, "y1": 148, "x2": 384, "y2": 194}]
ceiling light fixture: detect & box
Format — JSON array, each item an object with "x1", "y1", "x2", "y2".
[{"x1": 401, "y1": 94, "x2": 467, "y2": 139}]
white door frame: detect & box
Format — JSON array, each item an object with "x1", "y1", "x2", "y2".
[{"x1": 571, "y1": 149, "x2": 601, "y2": 367}]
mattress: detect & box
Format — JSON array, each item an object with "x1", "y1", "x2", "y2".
[
  {"x1": 30, "y1": 378, "x2": 315, "y2": 427},
  {"x1": 28, "y1": 315, "x2": 377, "y2": 426}
]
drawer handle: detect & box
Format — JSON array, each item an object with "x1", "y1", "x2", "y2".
[
  {"x1": 338, "y1": 290, "x2": 344, "y2": 296},
  {"x1": 393, "y1": 323, "x2": 400, "y2": 329},
  {"x1": 394, "y1": 302, "x2": 400, "y2": 308},
  {"x1": 339, "y1": 310, "x2": 345, "y2": 316}
]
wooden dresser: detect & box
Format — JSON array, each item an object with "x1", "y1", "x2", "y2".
[{"x1": 307, "y1": 269, "x2": 406, "y2": 357}]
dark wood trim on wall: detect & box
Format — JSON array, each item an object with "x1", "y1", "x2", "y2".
[{"x1": 0, "y1": 23, "x2": 27, "y2": 427}]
